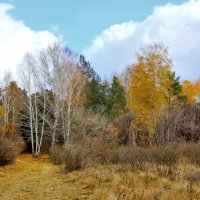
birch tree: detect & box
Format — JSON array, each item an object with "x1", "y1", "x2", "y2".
[
  {"x1": 19, "y1": 53, "x2": 48, "y2": 157},
  {"x1": 19, "y1": 43, "x2": 87, "y2": 154},
  {"x1": 39, "y1": 44, "x2": 86, "y2": 145},
  {"x1": 127, "y1": 44, "x2": 172, "y2": 145}
]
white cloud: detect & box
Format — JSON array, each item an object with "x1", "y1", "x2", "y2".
[
  {"x1": 84, "y1": 0, "x2": 200, "y2": 81},
  {"x1": 0, "y1": 3, "x2": 59, "y2": 79}
]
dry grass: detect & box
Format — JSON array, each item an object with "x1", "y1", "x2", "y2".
[
  {"x1": 0, "y1": 154, "x2": 199, "y2": 200},
  {"x1": 0, "y1": 154, "x2": 85, "y2": 200}
]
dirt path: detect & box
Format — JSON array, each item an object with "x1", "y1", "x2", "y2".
[{"x1": 0, "y1": 154, "x2": 88, "y2": 200}]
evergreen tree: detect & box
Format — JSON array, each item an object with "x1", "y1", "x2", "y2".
[
  {"x1": 167, "y1": 71, "x2": 184, "y2": 105},
  {"x1": 86, "y1": 78, "x2": 104, "y2": 113},
  {"x1": 170, "y1": 72, "x2": 182, "y2": 95},
  {"x1": 107, "y1": 76, "x2": 126, "y2": 119},
  {"x1": 79, "y1": 55, "x2": 107, "y2": 113},
  {"x1": 79, "y1": 55, "x2": 100, "y2": 81}
]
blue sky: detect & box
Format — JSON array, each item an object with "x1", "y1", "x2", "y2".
[
  {"x1": 0, "y1": 0, "x2": 200, "y2": 80},
  {"x1": 2, "y1": 0, "x2": 185, "y2": 52}
]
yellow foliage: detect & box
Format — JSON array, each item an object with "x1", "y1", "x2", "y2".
[
  {"x1": 195, "y1": 79, "x2": 200, "y2": 98},
  {"x1": 182, "y1": 80, "x2": 197, "y2": 103},
  {"x1": 0, "y1": 106, "x2": 5, "y2": 118},
  {"x1": 127, "y1": 44, "x2": 172, "y2": 135}
]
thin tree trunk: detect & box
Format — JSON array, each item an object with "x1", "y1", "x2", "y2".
[
  {"x1": 38, "y1": 90, "x2": 46, "y2": 156},
  {"x1": 66, "y1": 91, "x2": 72, "y2": 145},
  {"x1": 28, "y1": 66, "x2": 35, "y2": 157},
  {"x1": 34, "y1": 91, "x2": 39, "y2": 157}
]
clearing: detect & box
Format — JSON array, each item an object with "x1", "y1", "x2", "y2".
[
  {"x1": 0, "y1": 154, "x2": 90, "y2": 200},
  {"x1": 0, "y1": 154, "x2": 199, "y2": 200}
]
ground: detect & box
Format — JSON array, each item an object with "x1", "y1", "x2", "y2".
[{"x1": 0, "y1": 154, "x2": 199, "y2": 200}]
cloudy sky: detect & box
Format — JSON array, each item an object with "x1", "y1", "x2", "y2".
[{"x1": 0, "y1": 0, "x2": 200, "y2": 80}]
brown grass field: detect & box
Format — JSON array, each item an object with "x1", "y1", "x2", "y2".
[{"x1": 0, "y1": 154, "x2": 199, "y2": 200}]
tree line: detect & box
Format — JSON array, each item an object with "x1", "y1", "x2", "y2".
[{"x1": 0, "y1": 43, "x2": 200, "y2": 158}]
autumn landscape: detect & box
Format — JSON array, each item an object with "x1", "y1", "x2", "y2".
[{"x1": 0, "y1": 0, "x2": 200, "y2": 200}]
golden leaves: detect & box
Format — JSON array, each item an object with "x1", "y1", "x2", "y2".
[
  {"x1": 181, "y1": 79, "x2": 200, "y2": 103},
  {"x1": 0, "y1": 106, "x2": 5, "y2": 118},
  {"x1": 127, "y1": 44, "x2": 172, "y2": 135}
]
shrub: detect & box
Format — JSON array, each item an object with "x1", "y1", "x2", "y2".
[
  {"x1": 0, "y1": 125, "x2": 24, "y2": 166},
  {"x1": 179, "y1": 142, "x2": 200, "y2": 166},
  {"x1": 96, "y1": 145, "x2": 151, "y2": 171},
  {"x1": 93, "y1": 143, "x2": 119, "y2": 164},
  {"x1": 118, "y1": 146, "x2": 151, "y2": 171},
  {"x1": 151, "y1": 145, "x2": 178, "y2": 177},
  {"x1": 50, "y1": 145, "x2": 64, "y2": 164},
  {"x1": 63, "y1": 144, "x2": 90, "y2": 172},
  {"x1": 184, "y1": 170, "x2": 200, "y2": 183},
  {"x1": 184, "y1": 170, "x2": 200, "y2": 200},
  {"x1": 0, "y1": 138, "x2": 16, "y2": 165}
]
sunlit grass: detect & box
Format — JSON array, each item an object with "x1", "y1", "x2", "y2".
[{"x1": 0, "y1": 154, "x2": 199, "y2": 200}]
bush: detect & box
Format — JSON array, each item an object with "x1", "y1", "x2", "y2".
[
  {"x1": 184, "y1": 170, "x2": 200, "y2": 183},
  {"x1": 0, "y1": 138, "x2": 16, "y2": 165},
  {"x1": 92, "y1": 143, "x2": 119, "y2": 164},
  {"x1": 118, "y1": 146, "x2": 151, "y2": 171},
  {"x1": 178, "y1": 142, "x2": 200, "y2": 166},
  {"x1": 63, "y1": 144, "x2": 90, "y2": 172},
  {"x1": 184, "y1": 170, "x2": 200, "y2": 200},
  {"x1": 0, "y1": 125, "x2": 24, "y2": 166},
  {"x1": 151, "y1": 145, "x2": 178, "y2": 177},
  {"x1": 50, "y1": 145, "x2": 64, "y2": 164},
  {"x1": 48, "y1": 137, "x2": 187, "y2": 176},
  {"x1": 96, "y1": 145, "x2": 151, "y2": 171}
]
